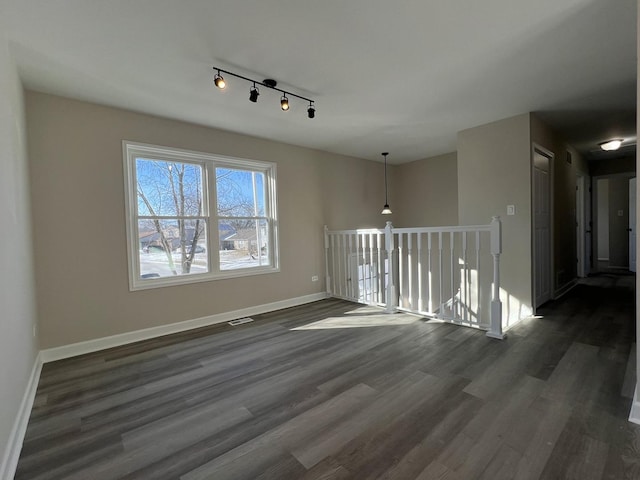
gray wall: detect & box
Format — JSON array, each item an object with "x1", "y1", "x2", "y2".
[
  {"x1": 0, "y1": 28, "x2": 39, "y2": 475},
  {"x1": 393, "y1": 152, "x2": 458, "y2": 227},
  {"x1": 26, "y1": 92, "x2": 389, "y2": 349},
  {"x1": 457, "y1": 113, "x2": 533, "y2": 327}
]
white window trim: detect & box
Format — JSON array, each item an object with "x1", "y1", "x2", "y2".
[{"x1": 123, "y1": 141, "x2": 279, "y2": 291}]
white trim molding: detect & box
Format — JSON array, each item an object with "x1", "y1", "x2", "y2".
[
  {"x1": 554, "y1": 279, "x2": 578, "y2": 300},
  {"x1": 40, "y1": 293, "x2": 327, "y2": 363},
  {"x1": 630, "y1": 386, "x2": 640, "y2": 425},
  {"x1": 0, "y1": 353, "x2": 43, "y2": 480}
]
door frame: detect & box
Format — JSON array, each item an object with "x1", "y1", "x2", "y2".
[
  {"x1": 531, "y1": 143, "x2": 554, "y2": 312},
  {"x1": 630, "y1": 177, "x2": 636, "y2": 273},
  {"x1": 576, "y1": 175, "x2": 586, "y2": 277},
  {"x1": 592, "y1": 172, "x2": 636, "y2": 272}
]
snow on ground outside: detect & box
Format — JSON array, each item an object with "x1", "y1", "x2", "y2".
[{"x1": 140, "y1": 250, "x2": 269, "y2": 278}]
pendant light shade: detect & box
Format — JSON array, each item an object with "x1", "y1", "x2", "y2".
[{"x1": 381, "y1": 152, "x2": 392, "y2": 215}]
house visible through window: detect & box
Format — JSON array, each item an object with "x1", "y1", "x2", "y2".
[{"x1": 123, "y1": 142, "x2": 278, "y2": 290}]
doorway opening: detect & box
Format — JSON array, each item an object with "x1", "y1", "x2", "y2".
[{"x1": 593, "y1": 174, "x2": 635, "y2": 273}]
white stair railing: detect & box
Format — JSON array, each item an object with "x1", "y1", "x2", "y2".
[{"x1": 324, "y1": 217, "x2": 504, "y2": 339}]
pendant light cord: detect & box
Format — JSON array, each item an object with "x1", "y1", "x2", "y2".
[{"x1": 383, "y1": 153, "x2": 389, "y2": 204}]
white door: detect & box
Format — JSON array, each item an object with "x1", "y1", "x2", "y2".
[
  {"x1": 629, "y1": 177, "x2": 636, "y2": 272},
  {"x1": 584, "y1": 177, "x2": 592, "y2": 276},
  {"x1": 533, "y1": 150, "x2": 552, "y2": 308}
]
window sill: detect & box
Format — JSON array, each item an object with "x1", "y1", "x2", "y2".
[{"x1": 130, "y1": 266, "x2": 280, "y2": 291}]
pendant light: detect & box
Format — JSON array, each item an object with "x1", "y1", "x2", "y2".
[{"x1": 381, "y1": 152, "x2": 392, "y2": 215}]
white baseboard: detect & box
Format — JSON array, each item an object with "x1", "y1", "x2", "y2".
[
  {"x1": 0, "y1": 353, "x2": 42, "y2": 480},
  {"x1": 554, "y1": 279, "x2": 578, "y2": 299},
  {"x1": 40, "y1": 292, "x2": 327, "y2": 363},
  {"x1": 629, "y1": 386, "x2": 640, "y2": 425}
]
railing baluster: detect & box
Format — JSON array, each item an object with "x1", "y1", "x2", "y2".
[
  {"x1": 324, "y1": 226, "x2": 330, "y2": 296},
  {"x1": 331, "y1": 234, "x2": 336, "y2": 295},
  {"x1": 439, "y1": 231, "x2": 444, "y2": 316},
  {"x1": 398, "y1": 232, "x2": 404, "y2": 309},
  {"x1": 369, "y1": 233, "x2": 374, "y2": 304},
  {"x1": 358, "y1": 234, "x2": 367, "y2": 303},
  {"x1": 408, "y1": 233, "x2": 413, "y2": 310},
  {"x1": 377, "y1": 233, "x2": 382, "y2": 304},
  {"x1": 417, "y1": 233, "x2": 423, "y2": 313},
  {"x1": 427, "y1": 232, "x2": 432, "y2": 313},
  {"x1": 450, "y1": 232, "x2": 455, "y2": 318},
  {"x1": 476, "y1": 230, "x2": 481, "y2": 321},
  {"x1": 463, "y1": 231, "x2": 468, "y2": 323},
  {"x1": 347, "y1": 234, "x2": 359, "y2": 300},
  {"x1": 343, "y1": 234, "x2": 349, "y2": 298}
]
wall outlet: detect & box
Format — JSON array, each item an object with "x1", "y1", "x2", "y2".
[
  {"x1": 311, "y1": 275, "x2": 319, "y2": 282},
  {"x1": 507, "y1": 205, "x2": 516, "y2": 216}
]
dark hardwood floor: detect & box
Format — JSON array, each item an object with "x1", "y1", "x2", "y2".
[{"x1": 15, "y1": 274, "x2": 640, "y2": 479}]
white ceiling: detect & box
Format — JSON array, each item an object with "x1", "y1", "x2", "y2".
[{"x1": 2, "y1": 0, "x2": 636, "y2": 164}]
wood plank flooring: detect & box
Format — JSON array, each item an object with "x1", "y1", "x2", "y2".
[{"x1": 15, "y1": 274, "x2": 640, "y2": 479}]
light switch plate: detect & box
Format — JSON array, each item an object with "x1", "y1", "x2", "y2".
[{"x1": 507, "y1": 205, "x2": 515, "y2": 215}]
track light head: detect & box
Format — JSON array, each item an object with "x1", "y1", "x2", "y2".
[
  {"x1": 307, "y1": 103, "x2": 315, "y2": 119},
  {"x1": 281, "y1": 95, "x2": 289, "y2": 111},
  {"x1": 249, "y1": 85, "x2": 260, "y2": 103},
  {"x1": 214, "y1": 71, "x2": 226, "y2": 89}
]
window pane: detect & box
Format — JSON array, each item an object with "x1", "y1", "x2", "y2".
[
  {"x1": 138, "y1": 219, "x2": 208, "y2": 278},
  {"x1": 216, "y1": 168, "x2": 266, "y2": 217},
  {"x1": 219, "y1": 219, "x2": 270, "y2": 270},
  {"x1": 136, "y1": 158, "x2": 204, "y2": 216}
]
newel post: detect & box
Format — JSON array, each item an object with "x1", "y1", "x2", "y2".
[
  {"x1": 385, "y1": 221, "x2": 397, "y2": 313},
  {"x1": 487, "y1": 216, "x2": 505, "y2": 339},
  {"x1": 324, "y1": 225, "x2": 331, "y2": 297}
]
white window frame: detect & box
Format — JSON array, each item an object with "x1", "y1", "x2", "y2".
[{"x1": 123, "y1": 141, "x2": 279, "y2": 291}]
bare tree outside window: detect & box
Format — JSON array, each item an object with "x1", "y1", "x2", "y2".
[{"x1": 136, "y1": 159, "x2": 206, "y2": 276}]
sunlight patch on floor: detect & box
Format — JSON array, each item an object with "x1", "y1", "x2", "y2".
[{"x1": 291, "y1": 314, "x2": 418, "y2": 330}]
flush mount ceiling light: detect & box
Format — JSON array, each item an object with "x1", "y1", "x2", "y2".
[
  {"x1": 599, "y1": 139, "x2": 623, "y2": 151},
  {"x1": 212, "y1": 66, "x2": 316, "y2": 118},
  {"x1": 381, "y1": 152, "x2": 392, "y2": 215}
]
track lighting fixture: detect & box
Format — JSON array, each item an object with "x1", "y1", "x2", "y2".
[
  {"x1": 249, "y1": 84, "x2": 259, "y2": 103},
  {"x1": 212, "y1": 66, "x2": 315, "y2": 118},
  {"x1": 214, "y1": 70, "x2": 226, "y2": 89},
  {"x1": 280, "y1": 95, "x2": 289, "y2": 111},
  {"x1": 381, "y1": 152, "x2": 392, "y2": 215}
]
